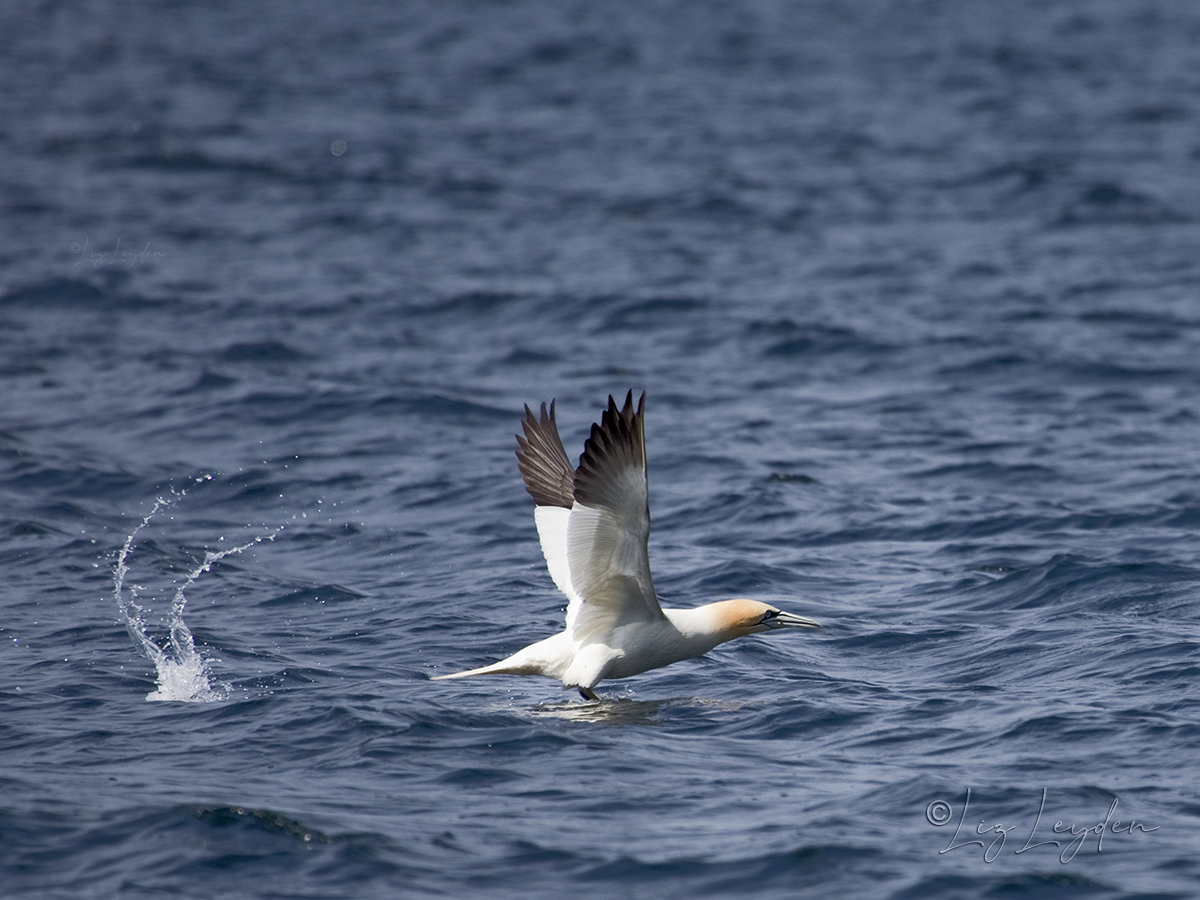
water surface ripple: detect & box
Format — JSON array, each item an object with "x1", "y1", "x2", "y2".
[{"x1": 3, "y1": 1, "x2": 1199, "y2": 897}]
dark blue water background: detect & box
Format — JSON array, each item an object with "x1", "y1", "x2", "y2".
[{"x1": 3, "y1": 1, "x2": 1199, "y2": 897}]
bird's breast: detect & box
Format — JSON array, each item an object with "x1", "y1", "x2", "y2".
[{"x1": 595, "y1": 616, "x2": 717, "y2": 680}]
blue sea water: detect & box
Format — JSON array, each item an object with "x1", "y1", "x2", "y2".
[{"x1": 3, "y1": 0, "x2": 1200, "y2": 897}]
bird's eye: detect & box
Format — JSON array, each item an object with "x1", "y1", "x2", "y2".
[{"x1": 761, "y1": 610, "x2": 780, "y2": 623}]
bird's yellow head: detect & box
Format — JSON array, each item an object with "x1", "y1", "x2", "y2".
[{"x1": 711, "y1": 598, "x2": 822, "y2": 636}]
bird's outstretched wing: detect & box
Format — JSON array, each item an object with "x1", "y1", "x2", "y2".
[
  {"x1": 516, "y1": 401, "x2": 579, "y2": 612},
  {"x1": 515, "y1": 391, "x2": 664, "y2": 644}
]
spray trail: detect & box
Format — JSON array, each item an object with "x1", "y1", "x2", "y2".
[{"x1": 113, "y1": 488, "x2": 278, "y2": 702}]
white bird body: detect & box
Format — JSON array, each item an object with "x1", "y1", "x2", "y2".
[{"x1": 433, "y1": 392, "x2": 821, "y2": 699}]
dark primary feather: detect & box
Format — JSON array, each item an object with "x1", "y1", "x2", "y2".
[
  {"x1": 573, "y1": 390, "x2": 647, "y2": 510},
  {"x1": 515, "y1": 401, "x2": 575, "y2": 508}
]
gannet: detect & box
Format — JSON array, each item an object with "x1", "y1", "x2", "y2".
[{"x1": 433, "y1": 391, "x2": 822, "y2": 700}]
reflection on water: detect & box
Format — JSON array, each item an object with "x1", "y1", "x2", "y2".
[{"x1": 528, "y1": 695, "x2": 747, "y2": 726}]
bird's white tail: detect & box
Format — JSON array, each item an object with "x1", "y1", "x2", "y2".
[{"x1": 430, "y1": 659, "x2": 531, "y2": 680}]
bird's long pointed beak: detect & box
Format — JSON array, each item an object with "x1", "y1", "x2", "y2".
[{"x1": 770, "y1": 611, "x2": 822, "y2": 629}]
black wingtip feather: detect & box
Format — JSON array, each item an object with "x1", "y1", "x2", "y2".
[
  {"x1": 573, "y1": 390, "x2": 647, "y2": 509},
  {"x1": 515, "y1": 397, "x2": 575, "y2": 508}
]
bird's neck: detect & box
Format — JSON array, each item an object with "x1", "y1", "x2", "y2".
[{"x1": 661, "y1": 605, "x2": 745, "y2": 654}]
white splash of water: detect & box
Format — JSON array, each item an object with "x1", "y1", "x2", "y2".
[{"x1": 113, "y1": 487, "x2": 278, "y2": 702}]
